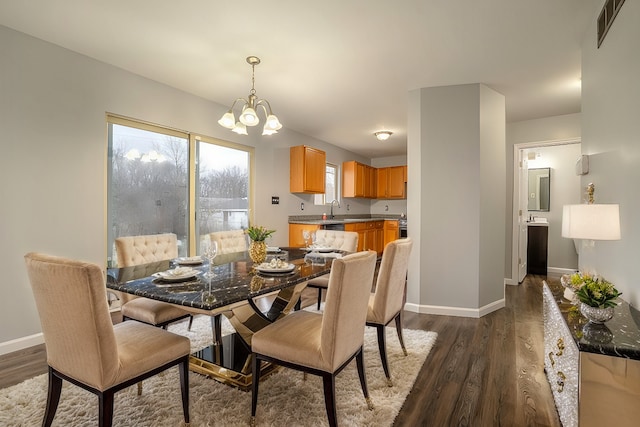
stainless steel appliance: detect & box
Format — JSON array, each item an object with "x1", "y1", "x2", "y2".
[{"x1": 399, "y1": 216, "x2": 407, "y2": 238}]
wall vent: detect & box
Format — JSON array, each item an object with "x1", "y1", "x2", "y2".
[{"x1": 597, "y1": 0, "x2": 625, "y2": 48}]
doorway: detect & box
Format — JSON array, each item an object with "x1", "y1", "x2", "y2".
[{"x1": 511, "y1": 139, "x2": 581, "y2": 284}]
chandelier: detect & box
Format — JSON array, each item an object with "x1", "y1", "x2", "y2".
[{"x1": 217, "y1": 56, "x2": 282, "y2": 136}]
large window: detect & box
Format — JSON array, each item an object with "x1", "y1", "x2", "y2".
[{"x1": 107, "y1": 115, "x2": 253, "y2": 266}]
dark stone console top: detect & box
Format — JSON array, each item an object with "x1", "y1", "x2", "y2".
[{"x1": 545, "y1": 280, "x2": 640, "y2": 360}]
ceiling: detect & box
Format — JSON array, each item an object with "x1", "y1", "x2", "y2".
[{"x1": 0, "y1": 0, "x2": 601, "y2": 158}]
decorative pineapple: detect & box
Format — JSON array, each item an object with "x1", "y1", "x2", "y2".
[{"x1": 246, "y1": 226, "x2": 275, "y2": 264}]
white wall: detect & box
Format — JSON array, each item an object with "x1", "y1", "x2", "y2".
[
  {"x1": 580, "y1": 1, "x2": 640, "y2": 308},
  {"x1": 408, "y1": 84, "x2": 505, "y2": 315},
  {"x1": 0, "y1": 26, "x2": 368, "y2": 350},
  {"x1": 505, "y1": 113, "x2": 581, "y2": 279}
]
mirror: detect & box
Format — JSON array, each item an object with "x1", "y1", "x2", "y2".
[{"x1": 528, "y1": 168, "x2": 550, "y2": 211}]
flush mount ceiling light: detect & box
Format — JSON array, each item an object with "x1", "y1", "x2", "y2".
[
  {"x1": 218, "y1": 56, "x2": 282, "y2": 136},
  {"x1": 374, "y1": 131, "x2": 393, "y2": 141}
]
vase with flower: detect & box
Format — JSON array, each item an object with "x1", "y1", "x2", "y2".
[
  {"x1": 245, "y1": 225, "x2": 275, "y2": 264},
  {"x1": 564, "y1": 272, "x2": 622, "y2": 324}
]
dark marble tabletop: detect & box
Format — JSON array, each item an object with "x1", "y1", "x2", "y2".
[
  {"x1": 545, "y1": 280, "x2": 640, "y2": 360},
  {"x1": 106, "y1": 248, "x2": 336, "y2": 312}
]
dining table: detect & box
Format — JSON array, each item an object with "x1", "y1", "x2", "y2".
[{"x1": 106, "y1": 247, "x2": 343, "y2": 389}]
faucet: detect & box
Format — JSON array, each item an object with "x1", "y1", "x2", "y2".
[{"x1": 329, "y1": 199, "x2": 340, "y2": 219}]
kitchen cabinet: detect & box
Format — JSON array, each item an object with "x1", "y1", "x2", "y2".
[
  {"x1": 344, "y1": 220, "x2": 384, "y2": 254},
  {"x1": 345, "y1": 222, "x2": 366, "y2": 252},
  {"x1": 290, "y1": 145, "x2": 326, "y2": 194},
  {"x1": 342, "y1": 161, "x2": 376, "y2": 198},
  {"x1": 527, "y1": 224, "x2": 548, "y2": 275},
  {"x1": 543, "y1": 282, "x2": 640, "y2": 427},
  {"x1": 377, "y1": 166, "x2": 406, "y2": 199},
  {"x1": 384, "y1": 220, "x2": 399, "y2": 248},
  {"x1": 288, "y1": 223, "x2": 320, "y2": 247}
]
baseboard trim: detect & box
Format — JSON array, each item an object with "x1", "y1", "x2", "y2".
[
  {"x1": 404, "y1": 298, "x2": 505, "y2": 318},
  {"x1": 547, "y1": 267, "x2": 576, "y2": 277},
  {"x1": 0, "y1": 333, "x2": 44, "y2": 356}
]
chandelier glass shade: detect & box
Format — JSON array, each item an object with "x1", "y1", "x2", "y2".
[{"x1": 218, "y1": 56, "x2": 282, "y2": 136}]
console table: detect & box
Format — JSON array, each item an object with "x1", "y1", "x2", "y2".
[{"x1": 543, "y1": 281, "x2": 640, "y2": 427}]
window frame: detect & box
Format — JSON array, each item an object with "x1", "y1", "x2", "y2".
[{"x1": 106, "y1": 113, "x2": 254, "y2": 263}]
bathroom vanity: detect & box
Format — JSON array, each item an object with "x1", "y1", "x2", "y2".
[{"x1": 527, "y1": 221, "x2": 548, "y2": 275}]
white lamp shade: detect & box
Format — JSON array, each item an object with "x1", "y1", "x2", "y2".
[
  {"x1": 264, "y1": 114, "x2": 282, "y2": 131},
  {"x1": 562, "y1": 204, "x2": 621, "y2": 240},
  {"x1": 218, "y1": 111, "x2": 236, "y2": 129},
  {"x1": 239, "y1": 107, "x2": 259, "y2": 126},
  {"x1": 231, "y1": 122, "x2": 248, "y2": 135}
]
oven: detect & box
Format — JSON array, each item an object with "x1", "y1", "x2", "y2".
[{"x1": 399, "y1": 217, "x2": 407, "y2": 238}]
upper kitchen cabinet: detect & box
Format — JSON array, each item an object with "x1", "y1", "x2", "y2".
[
  {"x1": 343, "y1": 161, "x2": 376, "y2": 198},
  {"x1": 290, "y1": 145, "x2": 326, "y2": 193},
  {"x1": 377, "y1": 166, "x2": 406, "y2": 199}
]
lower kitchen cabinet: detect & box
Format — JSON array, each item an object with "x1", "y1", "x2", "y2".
[{"x1": 543, "y1": 282, "x2": 640, "y2": 427}]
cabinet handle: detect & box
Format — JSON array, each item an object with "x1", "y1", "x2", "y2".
[
  {"x1": 555, "y1": 338, "x2": 565, "y2": 356},
  {"x1": 556, "y1": 371, "x2": 566, "y2": 393},
  {"x1": 548, "y1": 352, "x2": 555, "y2": 367}
]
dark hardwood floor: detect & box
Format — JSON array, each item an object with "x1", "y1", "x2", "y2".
[{"x1": 0, "y1": 275, "x2": 560, "y2": 426}]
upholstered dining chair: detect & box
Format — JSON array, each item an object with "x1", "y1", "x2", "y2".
[
  {"x1": 305, "y1": 229, "x2": 358, "y2": 309},
  {"x1": 250, "y1": 250, "x2": 377, "y2": 427},
  {"x1": 24, "y1": 252, "x2": 190, "y2": 427},
  {"x1": 209, "y1": 229, "x2": 248, "y2": 254},
  {"x1": 115, "y1": 233, "x2": 193, "y2": 329},
  {"x1": 366, "y1": 237, "x2": 413, "y2": 387}
]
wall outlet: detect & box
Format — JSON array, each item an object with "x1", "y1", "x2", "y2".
[{"x1": 271, "y1": 196, "x2": 279, "y2": 205}]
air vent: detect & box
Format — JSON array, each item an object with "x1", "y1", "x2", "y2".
[{"x1": 597, "y1": 0, "x2": 625, "y2": 48}]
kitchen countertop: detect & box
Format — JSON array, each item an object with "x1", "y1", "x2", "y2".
[{"x1": 289, "y1": 216, "x2": 401, "y2": 225}]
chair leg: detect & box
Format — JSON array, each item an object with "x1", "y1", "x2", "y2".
[
  {"x1": 251, "y1": 354, "x2": 261, "y2": 426},
  {"x1": 137, "y1": 381, "x2": 142, "y2": 395},
  {"x1": 43, "y1": 367, "x2": 62, "y2": 427},
  {"x1": 187, "y1": 315, "x2": 194, "y2": 331},
  {"x1": 355, "y1": 348, "x2": 374, "y2": 410},
  {"x1": 394, "y1": 312, "x2": 407, "y2": 356},
  {"x1": 98, "y1": 390, "x2": 115, "y2": 427},
  {"x1": 322, "y1": 372, "x2": 338, "y2": 427},
  {"x1": 375, "y1": 325, "x2": 392, "y2": 386},
  {"x1": 317, "y1": 288, "x2": 323, "y2": 310},
  {"x1": 179, "y1": 358, "x2": 190, "y2": 424}
]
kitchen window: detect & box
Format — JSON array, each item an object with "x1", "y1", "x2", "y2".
[
  {"x1": 106, "y1": 114, "x2": 253, "y2": 266},
  {"x1": 314, "y1": 163, "x2": 339, "y2": 205}
]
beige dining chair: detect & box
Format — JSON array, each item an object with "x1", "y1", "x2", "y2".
[
  {"x1": 250, "y1": 250, "x2": 377, "y2": 427},
  {"x1": 366, "y1": 237, "x2": 413, "y2": 386},
  {"x1": 209, "y1": 229, "x2": 248, "y2": 254},
  {"x1": 115, "y1": 233, "x2": 193, "y2": 329},
  {"x1": 305, "y1": 229, "x2": 358, "y2": 309},
  {"x1": 24, "y1": 252, "x2": 190, "y2": 427}
]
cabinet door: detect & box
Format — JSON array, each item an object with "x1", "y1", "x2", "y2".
[
  {"x1": 377, "y1": 168, "x2": 388, "y2": 198},
  {"x1": 366, "y1": 165, "x2": 377, "y2": 198},
  {"x1": 289, "y1": 224, "x2": 320, "y2": 247},
  {"x1": 304, "y1": 147, "x2": 326, "y2": 193},
  {"x1": 387, "y1": 166, "x2": 406, "y2": 198},
  {"x1": 355, "y1": 162, "x2": 366, "y2": 197},
  {"x1": 374, "y1": 221, "x2": 384, "y2": 255},
  {"x1": 383, "y1": 220, "x2": 399, "y2": 249},
  {"x1": 345, "y1": 222, "x2": 366, "y2": 251},
  {"x1": 290, "y1": 146, "x2": 325, "y2": 193}
]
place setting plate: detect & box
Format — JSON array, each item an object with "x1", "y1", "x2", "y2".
[
  {"x1": 153, "y1": 267, "x2": 200, "y2": 284},
  {"x1": 175, "y1": 256, "x2": 204, "y2": 266},
  {"x1": 255, "y1": 260, "x2": 297, "y2": 275}
]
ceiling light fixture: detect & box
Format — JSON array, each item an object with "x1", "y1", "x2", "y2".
[
  {"x1": 374, "y1": 131, "x2": 393, "y2": 141},
  {"x1": 218, "y1": 56, "x2": 282, "y2": 136}
]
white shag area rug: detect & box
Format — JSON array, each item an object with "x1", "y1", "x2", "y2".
[{"x1": 0, "y1": 314, "x2": 436, "y2": 427}]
